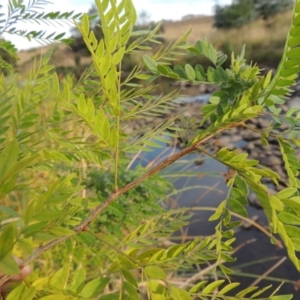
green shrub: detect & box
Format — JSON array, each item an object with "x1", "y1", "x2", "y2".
[
  {"x1": 214, "y1": 0, "x2": 294, "y2": 29},
  {"x1": 1, "y1": 0, "x2": 300, "y2": 299}
]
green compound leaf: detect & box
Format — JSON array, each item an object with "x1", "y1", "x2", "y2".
[
  {"x1": 0, "y1": 224, "x2": 16, "y2": 259},
  {"x1": 218, "y1": 282, "x2": 240, "y2": 295},
  {"x1": 0, "y1": 255, "x2": 19, "y2": 275},
  {"x1": 0, "y1": 138, "x2": 19, "y2": 179},
  {"x1": 81, "y1": 277, "x2": 110, "y2": 298},
  {"x1": 278, "y1": 212, "x2": 300, "y2": 225},
  {"x1": 202, "y1": 280, "x2": 225, "y2": 294},
  {"x1": 170, "y1": 286, "x2": 193, "y2": 300},
  {"x1": 19, "y1": 286, "x2": 36, "y2": 300},
  {"x1": 67, "y1": 267, "x2": 86, "y2": 293},
  {"x1": 269, "y1": 296, "x2": 293, "y2": 300},
  {"x1": 39, "y1": 295, "x2": 71, "y2": 300},
  {"x1": 123, "y1": 281, "x2": 139, "y2": 299},
  {"x1": 195, "y1": 64, "x2": 206, "y2": 81},
  {"x1": 228, "y1": 197, "x2": 248, "y2": 218},
  {"x1": 99, "y1": 294, "x2": 119, "y2": 300},
  {"x1": 143, "y1": 55, "x2": 158, "y2": 73},
  {"x1": 49, "y1": 264, "x2": 70, "y2": 291},
  {"x1": 145, "y1": 266, "x2": 167, "y2": 280},
  {"x1": 184, "y1": 64, "x2": 196, "y2": 81},
  {"x1": 121, "y1": 269, "x2": 138, "y2": 288},
  {"x1": 6, "y1": 283, "x2": 26, "y2": 300}
]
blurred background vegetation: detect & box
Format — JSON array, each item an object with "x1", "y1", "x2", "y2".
[{"x1": 11, "y1": 0, "x2": 295, "y2": 78}]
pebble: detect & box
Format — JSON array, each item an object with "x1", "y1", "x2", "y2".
[
  {"x1": 248, "y1": 193, "x2": 262, "y2": 209},
  {"x1": 248, "y1": 190, "x2": 276, "y2": 209},
  {"x1": 123, "y1": 96, "x2": 295, "y2": 192},
  {"x1": 261, "y1": 155, "x2": 282, "y2": 166},
  {"x1": 244, "y1": 131, "x2": 261, "y2": 141},
  {"x1": 257, "y1": 119, "x2": 270, "y2": 129}
]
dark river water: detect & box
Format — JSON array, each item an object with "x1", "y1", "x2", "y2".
[{"x1": 132, "y1": 94, "x2": 300, "y2": 297}]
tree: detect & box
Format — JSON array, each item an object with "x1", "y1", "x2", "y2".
[
  {"x1": 214, "y1": 0, "x2": 294, "y2": 28},
  {"x1": 214, "y1": 0, "x2": 256, "y2": 29},
  {"x1": 254, "y1": 0, "x2": 294, "y2": 20},
  {"x1": 1, "y1": 0, "x2": 300, "y2": 299}
]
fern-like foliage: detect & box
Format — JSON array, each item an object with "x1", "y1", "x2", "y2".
[
  {"x1": 0, "y1": 0, "x2": 82, "y2": 43},
  {"x1": 0, "y1": 0, "x2": 83, "y2": 69},
  {"x1": 263, "y1": 1, "x2": 300, "y2": 114},
  {"x1": 142, "y1": 0, "x2": 300, "y2": 274},
  {"x1": 1, "y1": 0, "x2": 300, "y2": 299},
  {"x1": 255, "y1": 0, "x2": 300, "y2": 139},
  {"x1": 0, "y1": 74, "x2": 14, "y2": 146}
]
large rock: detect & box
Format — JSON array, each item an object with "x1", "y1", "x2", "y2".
[
  {"x1": 246, "y1": 142, "x2": 256, "y2": 150},
  {"x1": 257, "y1": 118, "x2": 270, "y2": 129},
  {"x1": 244, "y1": 131, "x2": 261, "y2": 141},
  {"x1": 288, "y1": 97, "x2": 300, "y2": 109},
  {"x1": 183, "y1": 111, "x2": 193, "y2": 118},
  {"x1": 268, "y1": 137, "x2": 279, "y2": 145},
  {"x1": 248, "y1": 189, "x2": 276, "y2": 209},
  {"x1": 279, "y1": 123, "x2": 290, "y2": 131},
  {"x1": 273, "y1": 165, "x2": 287, "y2": 178},
  {"x1": 261, "y1": 155, "x2": 282, "y2": 167},
  {"x1": 218, "y1": 135, "x2": 242, "y2": 146},
  {"x1": 248, "y1": 193, "x2": 262, "y2": 209}
]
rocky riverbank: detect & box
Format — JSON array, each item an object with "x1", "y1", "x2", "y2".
[{"x1": 124, "y1": 81, "x2": 300, "y2": 209}]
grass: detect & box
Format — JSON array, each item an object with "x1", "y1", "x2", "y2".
[
  {"x1": 163, "y1": 11, "x2": 292, "y2": 67},
  {"x1": 16, "y1": 10, "x2": 293, "y2": 73}
]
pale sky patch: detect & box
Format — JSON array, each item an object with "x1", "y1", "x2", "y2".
[{"x1": 1, "y1": 0, "x2": 231, "y2": 50}]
